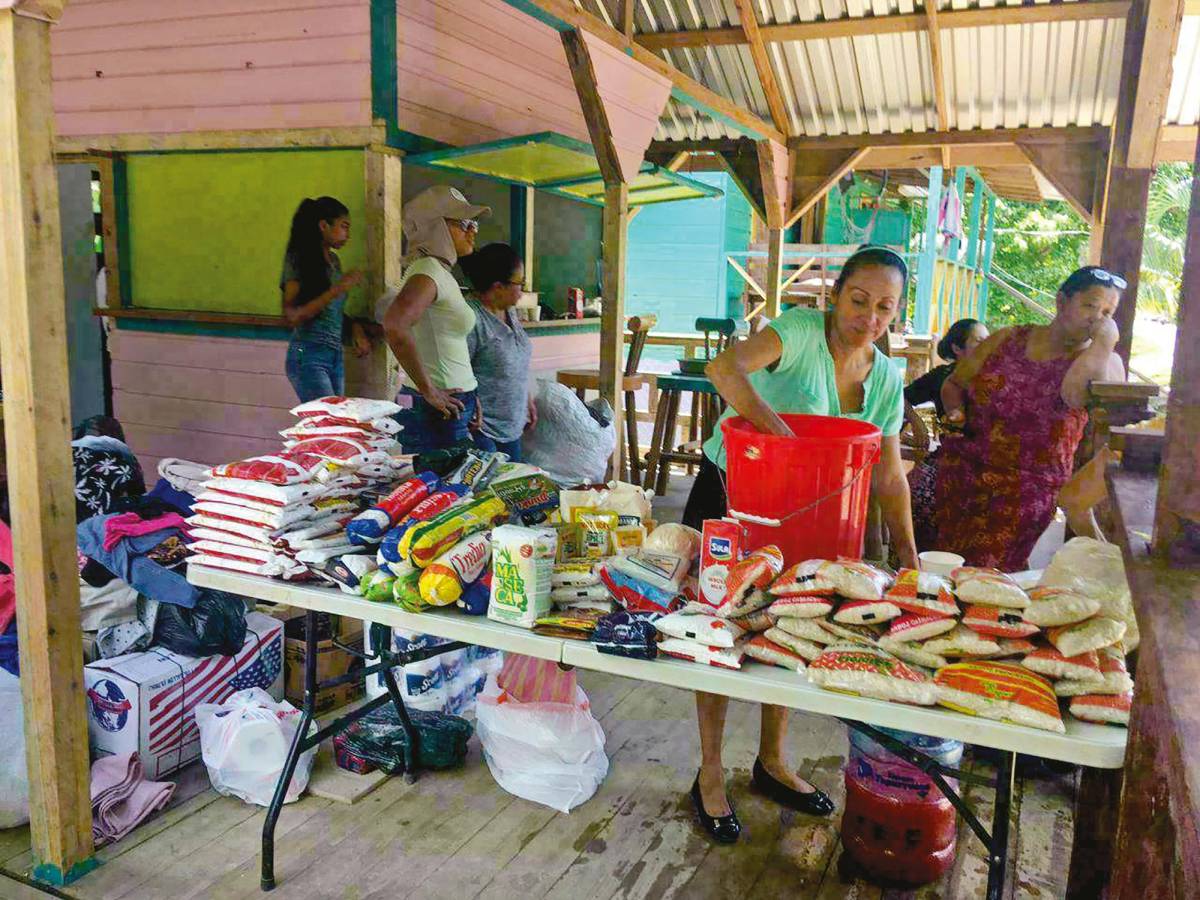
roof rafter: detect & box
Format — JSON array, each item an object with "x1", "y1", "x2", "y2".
[{"x1": 733, "y1": 0, "x2": 790, "y2": 137}]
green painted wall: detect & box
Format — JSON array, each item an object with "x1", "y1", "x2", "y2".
[
  {"x1": 534, "y1": 189, "x2": 602, "y2": 312},
  {"x1": 126, "y1": 150, "x2": 368, "y2": 316}
]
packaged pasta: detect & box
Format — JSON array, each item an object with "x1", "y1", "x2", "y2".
[
  {"x1": 552, "y1": 560, "x2": 600, "y2": 588},
  {"x1": 418, "y1": 534, "x2": 491, "y2": 607},
  {"x1": 574, "y1": 510, "x2": 618, "y2": 558}
]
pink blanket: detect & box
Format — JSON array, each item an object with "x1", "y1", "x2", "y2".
[{"x1": 90, "y1": 752, "x2": 175, "y2": 846}]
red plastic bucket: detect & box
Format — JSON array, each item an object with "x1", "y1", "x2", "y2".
[{"x1": 721, "y1": 414, "x2": 882, "y2": 565}]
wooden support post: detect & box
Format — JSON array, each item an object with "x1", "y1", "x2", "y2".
[
  {"x1": 977, "y1": 193, "x2": 997, "y2": 319},
  {"x1": 601, "y1": 183, "x2": 629, "y2": 478},
  {"x1": 359, "y1": 145, "x2": 403, "y2": 399},
  {"x1": 0, "y1": 4, "x2": 97, "y2": 885},
  {"x1": 913, "y1": 165, "x2": 943, "y2": 334},
  {"x1": 1152, "y1": 124, "x2": 1200, "y2": 560},
  {"x1": 764, "y1": 227, "x2": 784, "y2": 318}
]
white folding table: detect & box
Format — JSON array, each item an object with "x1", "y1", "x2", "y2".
[{"x1": 188, "y1": 565, "x2": 1128, "y2": 898}]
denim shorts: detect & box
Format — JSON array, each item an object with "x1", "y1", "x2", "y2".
[
  {"x1": 472, "y1": 431, "x2": 524, "y2": 462},
  {"x1": 396, "y1": 387, "x2": 479, "y2": 455},
  {"x1": 285, "y1": 341, "x2": 344, "y2": 403}
]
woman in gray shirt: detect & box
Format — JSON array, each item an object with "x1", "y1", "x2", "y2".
[{"x1": 460, "y1": 244, "x2": 535, "y2": 460}]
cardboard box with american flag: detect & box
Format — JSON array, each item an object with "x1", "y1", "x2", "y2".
[{"x1": 83, "y1": 612, "x2": 284, "y2": 779}]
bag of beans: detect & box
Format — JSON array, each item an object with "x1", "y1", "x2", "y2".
[
  {"x1": 1023, "y1": 586, "x2": 1101, "y2": 627},
  {"x1": 922, "y1": 624, "x2": 1000, "y2": 658},
  {"x1": 1069, "y1": 691, "x2": 1132, "y2": 726},
  {"x1": 1020, "y1": 645, "x2": 1102, "y2": 681},
  {"x1": 833, "y1": 598, "x2": 902, "y2": 626},
  {"x1": 767, "y1": 594, "x2": 834, "y2": 620},
  {"x1": 1047, "y1": 617, "x2": 1127, "y2": 658},
  {"x1": 935, "y1": 661, "x2": 1065, "y2": 733},
  {"x1": 961, "y1": 604, "x2": 1040, "y2": 639},
  {"x1": 807, "y1": 643, "x2": 937, "y2": 705},
  {"x1": 885, "y1": 568, "x2": 958, "y2": 618},
  {"x1": 886, "y1": 613, "x2": 956, "y2": 643},
  {"x1": 744, "y1": 633, "x2": 807, "y2": 673},
  {"x1": 763, "y1": 627, "x2": 825, "y2": 662},
  {"x1": 952, "y1": 567, "x2": 1029, "y2": 609}
]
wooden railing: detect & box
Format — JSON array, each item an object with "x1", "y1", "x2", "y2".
[{"x1": 928, "y1": 258, "x2": 983, "y2": 336}]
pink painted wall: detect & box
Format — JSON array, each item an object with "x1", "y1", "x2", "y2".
[
  {"x1": 51, "y1": 0, "x2": 372, "y2": 136},
  {"x1": 110, "y1": 326, "x2": 598, "y2": 475}
]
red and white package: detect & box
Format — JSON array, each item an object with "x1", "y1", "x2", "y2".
[
  {"x1": 807, "y1": 643, "x2": 937, "y2": 705},
  {"x1": 744, "y1": 633, "x2": 807, "y2": 672},
  {"x1": 658, "y1": 637, "x2": 747, "y2": 670},
  {"x1": 824, "y1": 560, "x2": 893, "y2": 601},
  {"x1": 886, "y1": 613, "x2": 956, "y2": 643},
  {"x1": 952, "y1": 567, "x2": 1029, "y2": 609},
  {"x1": 187, "y1": 527, "x2": 274, "y2": 553},
  {"x1": 1020, "y1": 645, "x2": 1102, "y2": 681},
  {"x1": 189, "y1": 553, "x2": 308, "y2": 580},
  {"x1": 833, "y1": 598, "x2": 902, "y2": 625},
  {"x1": 187, "y1": 514, "x2": 277, "y2": 547},
  {"x1": 203, "y1": 477, "x2": 329, "y2": 506},
  {"x1": 770, "y1": 560, "x2": 837, "y2": 597},
  {"x1": 191, "y1": 501, "x2": 316, "y2": 531},
  {"x1": 290, "y1": 396, "x2": 402, "y2": 423},
  {"x1": 978, "y1": 638, "x2": 1038, "y2": 659},
  {"x1": 885, "y1": 569, "x2": 958, "y2": 618},
  {"x1": 209, "y1": 455, "x2": 315, "y2": 486},
  {"x1": 1053, "y1": 646, "x2": 1134, "y2": 696},
  {"x1": 654, "y1": 611, "x2": 745, "y2": 649},
  {"x1": 729, "y1": 608, "x2": 776, "y2": 633},
  {"x1": 1069, "y1": 691, "x2": 1131, "y2": 726},
  {"x1": 767, "y1": 594, "x2": 834, "y2": 620},
  {"x1": 715, "y1": 545, "x2": 784, "y2": 618},
  {"x1": 283, "y1": 437, "x2": 388, "y2": 469},
  {"x1": 961, "y1": 604, "x2": 1040, "y2": 639}
]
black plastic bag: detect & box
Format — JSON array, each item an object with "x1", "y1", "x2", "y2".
[
  {"x1": 340, "y1": 706, "x2": 473, "y2": 774},
  {"x1": 153, "y1": 589, "x2": 247, "y2": 657}
]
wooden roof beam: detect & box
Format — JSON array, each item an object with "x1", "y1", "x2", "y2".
[
  {"x1": 1126, "y1": 0, "x2": 1188, "y2": 168},
  {"x1": 637, "y1": 1, "x2": 1132, "y2": 49},
  {"x1": 501, "y1": 0, "x2": 785, "y2": 144},
  {"x1": 924, "y1": 0, "x2": 951, "y2": 167},
  {"x1": 734, "y1": 0, "x2": 790, "y2": 137},
  {"x1": 788, "y1": 125, "x2": 1108, "y2": 150}
]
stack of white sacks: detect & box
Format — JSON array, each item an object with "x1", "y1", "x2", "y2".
[{"x1": 188, "y1": 397, "x2": 410, "y2": 580}]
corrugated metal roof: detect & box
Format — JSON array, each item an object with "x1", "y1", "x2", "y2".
[{"x1": 576, "y1": 1, "x2": 1195, "y2": 142}]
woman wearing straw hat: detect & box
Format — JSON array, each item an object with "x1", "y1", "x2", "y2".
[
  {"x1": 681, "y1": 246, "x2": 917, "y2": 845},
  {"x1": 380, "y1": 185, "x2": 490, "y2": 453}
]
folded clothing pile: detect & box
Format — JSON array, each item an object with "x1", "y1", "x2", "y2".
[
  {"x1": 90, "y1": 751, "x2": 175, "y2": 847},
  {"x1": 187, "y1": 396, "x2": 410, "y2": 581}
]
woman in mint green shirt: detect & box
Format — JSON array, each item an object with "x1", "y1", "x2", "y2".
[{"x1": 682, "y1": 247, "x2": 917, "y2": 845}]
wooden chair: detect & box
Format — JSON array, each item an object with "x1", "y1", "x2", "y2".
[
  {"x1": 642, "y1": 374, "x2": 723, "y2": 496},
  {"x1": 556, "y1": 314, "x2": 657, "y2": 484},
  {"x1": 899, "y1": 401, "x2": 932, "y2": 465}
]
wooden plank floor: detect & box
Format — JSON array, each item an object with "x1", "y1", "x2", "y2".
[{"x1": 1, "y1": 671, "x2": 1078, "y2": 900}]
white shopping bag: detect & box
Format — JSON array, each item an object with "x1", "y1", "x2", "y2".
[
  {"x1": 474, "y1": 674, "x2": 608, "y2": 814},
  {"x1": 195, "y1": 688, "x2": 315, "y2": 807}
]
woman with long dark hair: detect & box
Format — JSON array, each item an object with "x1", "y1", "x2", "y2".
[{"x1": 280, "y1": 196, "x2": 369, "y2": 402}]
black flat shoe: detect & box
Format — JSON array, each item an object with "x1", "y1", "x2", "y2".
[
  {"x1": 752, "y1": 758, "x2": 835, "y2": 817},
  {"x1": 690, "y1": 776, "x2": 741, "y2": 844}
]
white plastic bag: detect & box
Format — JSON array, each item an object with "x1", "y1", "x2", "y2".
[
  {"x1": 522, "y1": 380, "x2": 616, "y2": 486},
  {"x1": 474, "y1": 674, "x2": 608, "y2": 813},
  {"x1": 0, "y1": 670, "x2": 29, "y2": 828},
  {"x1": 195, "y1": 688, "x2": 316, "y2": 807}
]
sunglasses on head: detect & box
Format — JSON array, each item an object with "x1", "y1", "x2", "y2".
[
  {"x1": 1088, "y1": 268, "x2": 1127, "y2": 290},
  {"x1": 452, "y1": 218, "x2": 479, "y2": 234}
]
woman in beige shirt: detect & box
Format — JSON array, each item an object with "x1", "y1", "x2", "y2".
[{"x1": 381, "y1": 185, "x2": 489, "y2": 453}]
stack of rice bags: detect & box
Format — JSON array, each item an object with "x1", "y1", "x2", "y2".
[{"x1": 187, "y1": 397, "x2": 408, "y2": 581}]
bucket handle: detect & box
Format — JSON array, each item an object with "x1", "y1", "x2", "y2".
[{"x1": 721, "y1": 457, "x2": 876, "y2": 528}]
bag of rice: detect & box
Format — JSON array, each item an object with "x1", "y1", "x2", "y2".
[
  {"x1": 719, "y1": 546, "x2": 785, "y2": 617},
  {"x1": 807, "y1": 643, "x2": 937, "y2": 705},
  {"x1": 961, "y1": 604, "x2": 1040, "y2": 639},
  {"x1": 744, "y1": 633, "x2": 807, "y2": 672},
  {"x1": 981, "y1": 638, "x2": 1038, "y2": 658},
  {"x1": 654, "y1": 611, "x2": 746, "y2": 649},
  {"x1": 823, "y1": 561, "x2": 893, "y2": 601},
  {"x1": 1023, "y1": 586, "x2": 1101, "y2": 628},
  {"x1": 1054, "y1": 646, "x2": 1134, "y2": 696},
  {"x1": 1047, "y1": 617, "x2": 1126, "y2": 658},
  {"x1": 767, "y1": 594, "x2": 834, "y2": 619},
  {"x1": 1040, "y1": 537, "x2": 1139, "y2": 651},
  {"x1": 876, "y1": 638, "x2": 948, "y2": 670},
  {"x1": 1020, "y1": 645, "x2": 1102, "y2": 681},
  {"x1": 885, "y1": 568, "x2": 958, "y2": 618},
  {"x1": 833, "y1": 598, "x2": 902, "y2": 625},
  {"x1": 658, "y1": 637, "x2": 746, "y2": 670},
  {"x1": 1069, "y1": 691, "x2": 1132, "y2": 726},
  {"x1": 770, "y1": 560, "x2": 837, "y2": 597},
  {"x1": 818, "y1": 618, "x2": 885, "y2": 645},
  {"x1": 729, "y1": 608, "x2": 775, "y2": 633},
  {"x1": 934, "y1": 661, "x2": 1065, "y2": 733},
  {"x1": 291, "y1": 396, "x2": 402, "y2": 423},
  {"x1": 763, "y1": 627, "x2": 825, "y2": 662},
  {"x1": 952, "y1": 567, "x2": 1029, "y2": 609},
  {"x1": 922, "y1": 624, "x2": 1001, "y2": 658},
  {"x1": 774, "y1": 616, "x2": 837, "y2": 645},
  {"x1": 886, "y1": 613, "x2": 956, "y2": 643}
]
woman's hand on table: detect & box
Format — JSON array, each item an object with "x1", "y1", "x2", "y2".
[{"x1": 421, "y1": 386, "x2": 465, "y2": 419}]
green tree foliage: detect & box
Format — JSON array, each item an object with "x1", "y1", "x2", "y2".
[{"x1": 1139, "y1": 162, "x2": 1192, "y2": 317}]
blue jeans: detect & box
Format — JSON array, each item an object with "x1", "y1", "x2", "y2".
[
  {"x1": 397, "y1": 387, "x2": 478, "y2": 454},
  {"x1": 472, "y1": 431, "x2": 523, "y2": 462},
  {"x1": 285, "y1": 341, "x2": 344, "y2": 403}
]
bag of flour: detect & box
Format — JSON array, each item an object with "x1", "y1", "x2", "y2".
[{"x1": 487, "y1": 525, "x2": 558, "y2": 629}]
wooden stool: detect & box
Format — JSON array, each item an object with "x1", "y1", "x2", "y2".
[
  {"x1": 555, "y1": 314, "x2": 656, "y2": 484},
  {"x1": 642, "y1": 374, "x2": 723, "y2": 496}
]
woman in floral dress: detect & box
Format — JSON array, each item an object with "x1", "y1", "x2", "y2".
[{"x1": 932, "y1": 267, "x2": 1127, "y2": 571}]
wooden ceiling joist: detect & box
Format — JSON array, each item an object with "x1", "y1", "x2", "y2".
[
  {"x1": 789, "y1": 125, "x2": 1107, "y2": 150},
  {"x1": 1017, "y1": 139, "x2": 1106, "y2": 222},
  {"x1": 1126, "y1": 0, "x2": 1188, "y2": 168},
  {"x1": 733, "y1": 0, "x2": 790, "y2": 137},
  {"x1": 636, "y1": 0, "x2": 1132, "y2": 50},
  {"x1": 502, "y1": 0, "x2": 786, "y2": 144},
  {"x1": 788, "y1": 147, "x2": 868, "y2": 229}
]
